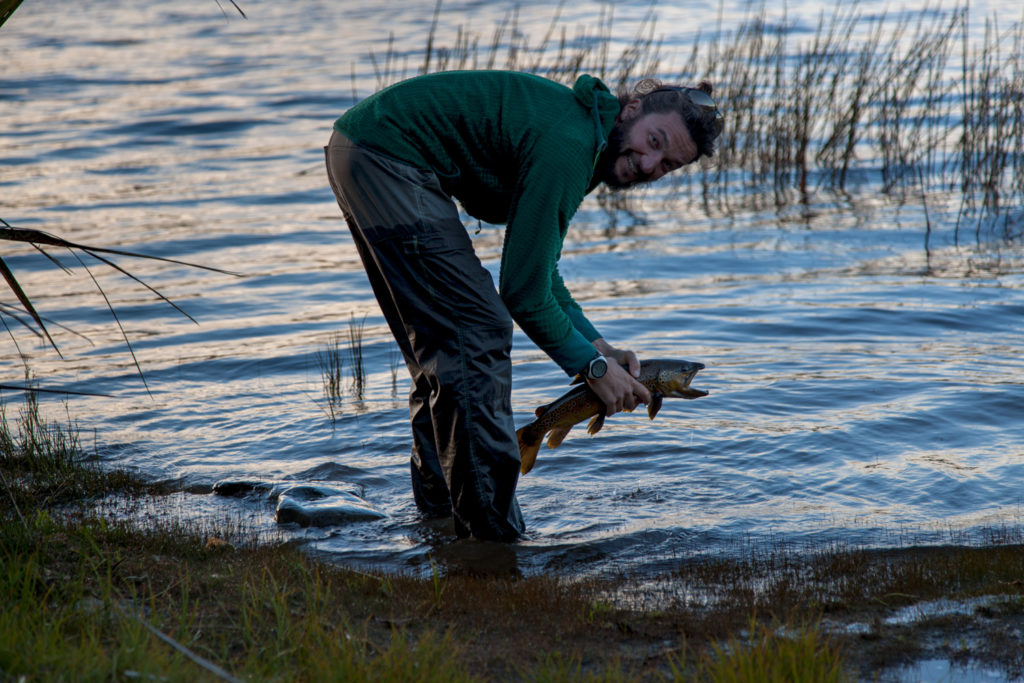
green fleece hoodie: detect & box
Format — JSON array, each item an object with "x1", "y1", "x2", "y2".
[{"x1": 335, "y1": 70, "x2": 620, "y2": 375}]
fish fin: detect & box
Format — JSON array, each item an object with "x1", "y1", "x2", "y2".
[
  {"x1": 648, "y1": 393, "x2": 664, "y2": 420},
  {"x1": 533, "y1": 400, "x2": 557, "y2": 418},
  {"x1": 517, "y1": 423, "x2": 543, "y2": 474},
  {"x1": 546, "y1": 426, "x2": 573, "y2": 449},
  {"x1": 569, "y1": 373, "x2": 584, "y2": 385},
  {"x1": 587, "y1": 412, "x2": 606, "y2": 435}
]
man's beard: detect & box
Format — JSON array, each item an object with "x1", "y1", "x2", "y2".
[{"x1": 594, "y1": 115, "x2": 641, "y2": 191}]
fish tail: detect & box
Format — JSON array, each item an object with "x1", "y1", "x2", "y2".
[{"x1": 517, "y1": 423, "x2": 544, "y2": 474}]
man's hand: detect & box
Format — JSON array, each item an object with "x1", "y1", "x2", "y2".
[{"x1": 586, "y1": 339, "x2": 651, "y2": 414}]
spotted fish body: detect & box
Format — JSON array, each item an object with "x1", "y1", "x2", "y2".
[{"x1": 516, "y1": 359, "x2": 708, "y2": 474}]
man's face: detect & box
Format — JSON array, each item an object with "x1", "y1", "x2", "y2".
[{"x1": 600, "y1": 102, "x2": 698, "y2": 190}]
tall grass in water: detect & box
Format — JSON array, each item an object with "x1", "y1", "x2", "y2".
[
  {"x1": 685, "y1": 5, "x2": 1022, "y2": 235},
  {"x1": 316, "y1": 332, "x2": 344, "y2": 421},
  {"x1": 0, "y1": 388, "x2": 147, "y2": 513},
  {"x1": 694, "y1": 5, "x2": 1023, "y2": 213},
  {"x1": 1, "y1": 390, "x2": 79, "y2": 483},
  {"x1": 316, "y1": 315, "x2": 368, "y2": 417},
  {"x1": 346, "y1": 314, "x2": 366, "y2": 400},
  {"x1": 361, "y1": 1, "x2": 663, "y2": 102},
  {"x1": 361, "y1": 1, "x2": 1024, "y2": 239},
  {"x1": 389, "y1": 346, "x2": 401, "y2": 397}
]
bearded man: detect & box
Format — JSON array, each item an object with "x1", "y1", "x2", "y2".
[{"x1": 325, "y1": 70, "x2": 723, "y2": 541}]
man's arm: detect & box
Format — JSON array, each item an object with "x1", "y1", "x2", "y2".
[{"x1": 551, "y1": 271, "x2": 651, "y2": 414}]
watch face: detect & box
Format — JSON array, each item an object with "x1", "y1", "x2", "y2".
[{"x1": 590, "y1": 357, "x2": 608, "y2": 379}]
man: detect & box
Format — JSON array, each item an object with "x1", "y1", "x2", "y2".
[{"x1": 325, "y1": 70, "x2": 722, "y2": 541}]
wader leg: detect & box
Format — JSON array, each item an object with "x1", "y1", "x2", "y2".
[
  {"x1": 325, "y1": 132, "x2": 524, "y2": 541},
  {"x1": 408, "y1": 369, "x2": 452, "y2": 517}
]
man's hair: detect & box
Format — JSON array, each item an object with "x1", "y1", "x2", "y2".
[{"x1": 618, "y1": 78, "x2": 722, "y2": 160}]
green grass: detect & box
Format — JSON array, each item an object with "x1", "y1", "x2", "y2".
[
  {"x1": 680, "y1": 619, "x2": 849, "y2": 683},
  {"x1": 0, "y1": 513, "x2": 476, "y2": 681}
]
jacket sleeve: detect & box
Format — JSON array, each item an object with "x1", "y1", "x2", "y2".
[
  {"x1": 551, "y1": 265, "x2": 602, "y2": 342},
  {"x1": 497, "y1": 137, "x2": 598, "y2": 376}
]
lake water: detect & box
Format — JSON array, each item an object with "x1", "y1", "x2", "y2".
[{"x1": 2, "y1": 0, "x2": 1023, "y2": 580}]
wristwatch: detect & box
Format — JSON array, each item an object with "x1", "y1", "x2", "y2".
[{"x1": 583, "y1": 353, "x2": 608, "y2": 380}]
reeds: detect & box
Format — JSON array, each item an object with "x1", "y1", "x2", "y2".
[
  {"x1": 686, "y1": 4, "x2": 1022, "y2": 230},
  {"x1": 315, "y1": 314, "x2": 370, "y2": 421},
  {"x1": 357, "y1": 1, "x2": 1024, "y2": 239},
  {"x1": 360, "y1": 1, "x2": 664, "y2": 102},
  {"x1": 346, "y1": 314, "x2": 366, "y2": 400},
  {"x1": 697, "y1": 4, "x2": 1022, "y2": 231},
  {"x1": 389, "y1": 346, "x2": 401, "y2": 397},
  {"x1": 316, "y1": 332, "x2": 344, "y2": 421}
]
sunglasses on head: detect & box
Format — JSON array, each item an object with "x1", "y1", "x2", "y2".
[{"x1": 651, "y1": 86, "x2": 724, "y2": 135}]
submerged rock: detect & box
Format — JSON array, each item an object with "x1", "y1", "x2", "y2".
[
  {"x1": 212, "y1": 480, "x2": 277, "y2": 498},
  {"x1": 275, "y1": 484, "x2": 386, "y2": 527}
]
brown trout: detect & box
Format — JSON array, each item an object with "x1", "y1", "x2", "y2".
[{"x1": 516, "y1": 359, "x2": 707, "y2": 474}]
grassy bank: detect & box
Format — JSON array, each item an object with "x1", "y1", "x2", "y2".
[{"x1": 3, "y1": 394, "x2": 1023, "y2": 681}]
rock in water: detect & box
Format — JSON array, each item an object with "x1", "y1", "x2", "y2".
[
  {"x1": 275, "y1": 484, "x2": 386, "y2": 527},
  {"x1": 212, "y1": 480, "x2": 276, "y2": 498}
]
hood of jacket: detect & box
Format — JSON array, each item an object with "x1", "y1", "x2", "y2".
[{"x1": 572, "y1": 74, "x2": 621, "y2": 192}]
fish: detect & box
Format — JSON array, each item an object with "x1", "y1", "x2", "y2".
[{"x1": 516, "y1": 358, "x2": 708, "y2": 474}]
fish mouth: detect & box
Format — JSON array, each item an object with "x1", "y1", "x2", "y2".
[{"x1": 667, "y1": 363, "x2": 707, "y2": 399}]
